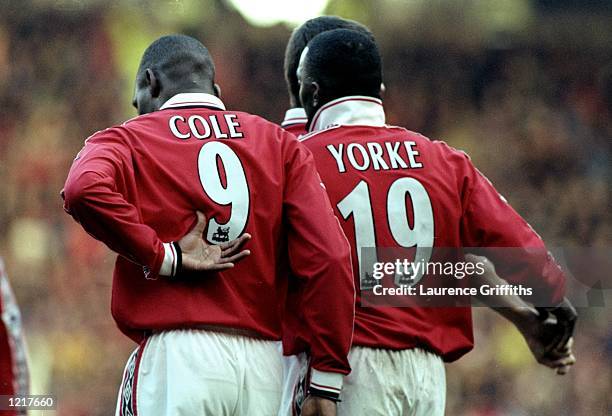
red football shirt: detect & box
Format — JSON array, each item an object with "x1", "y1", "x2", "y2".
[
  {"x1": 0, "y1": 258, "x2": 28, "y2": 409},
  {"x1": 63, "y1": 93, "x2": 354, "y2": 377},
  {"x1": 298, "y1": 96, "x2": 566, "y2": 361}
]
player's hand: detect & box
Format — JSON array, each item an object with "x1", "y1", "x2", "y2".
[
  {"x1": 535, "y1": 297, "x2": 578, "y2": 354},
  {"x1": 532, "y1": 297, "x2": 578, "y2": 374},
  {"x1": 465, "y1": 254, "x2": 577, "y2": 374},
  {"x1": 300, "y1": 395, "x2": 337, "y2": 416},
  {"x1": 515, "y1": 303, "x2": 576, "y2": 375},
  {"x1": 178, "y1": 211, "x2": 251, "y2": 273}
]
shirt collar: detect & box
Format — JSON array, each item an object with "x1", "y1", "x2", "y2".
[
  {"x1": 281, "y1": 107, "x2": 308, "y2": 127},
  {"x1": 160, "y1": 93, "x2": 226, "y2": 111},
  {"x1": 309, "y1": 96, "x2": 385, "y2": 132}
]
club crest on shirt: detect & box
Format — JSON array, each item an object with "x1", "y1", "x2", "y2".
[{"x1": 211, "y1": 226, "x2": 230, "y2": 242}]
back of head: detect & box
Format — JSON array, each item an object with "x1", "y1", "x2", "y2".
[
  {"x1": 137, "y1": 34, "x2": 215, "y2": 93},
  {"x1": 284, "y1": 16, "x2": 374, "y2": 104},
  {"x1": 304, "y1": 28, "x2": 382, "y2": 101}
]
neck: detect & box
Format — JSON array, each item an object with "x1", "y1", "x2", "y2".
[{"x1": 160, "y1": 84, "x2": 216, "y2": 104}]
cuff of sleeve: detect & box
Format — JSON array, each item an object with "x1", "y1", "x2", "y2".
[
  {"x1": 159, "y1": 242, "x2": 178, "y2": 277},
  {"x1": 281, "y1": 107, "x2": 307, "y2": 127},
  {"x1": 309, "y1": 369, "x2": 343, "y2": 399}
]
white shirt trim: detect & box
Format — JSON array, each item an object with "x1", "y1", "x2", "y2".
[
  {"x1": 281, "y1": 107, "x2": 308, "y2": 126},
  {"x1": 309, "y1": 96, "x2": 385, "y2": 133},
  {"x1": 160, "y1": 93, "x2": 226, "y2": 111},
  {"x1": 159, "y1": 242, "x2": 177, "y2": 277},
  {"x1": 310, "y1": 369, "x2": 343, "y2": 393}
]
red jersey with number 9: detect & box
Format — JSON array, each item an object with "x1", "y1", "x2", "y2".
[{"x1": 62, "y1": 93, "x2": 354, "y2": 375}]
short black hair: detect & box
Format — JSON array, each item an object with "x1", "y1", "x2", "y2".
[
  {"x1": 137, "y1": 34, "x2": 215, "y2": 87},
  {"x1": 284, "y1": 16, "x2": 374, "y2": 101},
  {"x1": 303, "y1": 28, "x2": 382, "y2": 99}
]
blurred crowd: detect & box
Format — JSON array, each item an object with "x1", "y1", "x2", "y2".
[{"x1": 0, "y1": 1, "x2": 610, "y2": 415}]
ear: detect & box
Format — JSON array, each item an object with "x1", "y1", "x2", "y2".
[
  {"x1": 145, "y1": 69, "x2": 161, "y2": 98},
  {"x1": 213, "y1": 83, "x2": 221, "y2": 98}
]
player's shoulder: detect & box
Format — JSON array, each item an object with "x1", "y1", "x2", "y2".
[
  {"x1": 119, "y1": 111, "x2": 162, "y2": 132},
  {"x1": 298, "y1": 125, "x2": 343, "y2": 144},
  {"x1": 430, "y1": 138, "x2": 473, "y2": 165},
  {"x1": 390, "y1": 125, "x2": 472, "y2": 161},
  {"x1": 385, "y1": 124, "x2": 476, "y2": 178},
  {"x1": 88, "y1": 111, "x2": 160, "y2": 139},
  {"x1": 233, "y1": 111, "x2": 300, "y2": 147},
  {"x1": 84, "y1": 122, "x2": 132, "y2": 146},
  {"x1": 384, "y1": 124, "x2": 431, "y2": 142},
  {"x1": 232, "y1": 110, "x2": 288, "y2": 132}
]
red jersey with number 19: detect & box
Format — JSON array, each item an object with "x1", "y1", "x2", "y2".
[
  {"x1": 62, "y1": 93, "x2": 354, "y2": 376},
  {"x1": 299, "y1": 96, "x2": 566, "y2": 361}
]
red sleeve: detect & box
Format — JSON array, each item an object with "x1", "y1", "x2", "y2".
[
  {"x1": 62, "y1": 128, "x2": 172, "y2": 278},
  {"x1": 282, "y1": 132, "x2": 355, "y2": 378},
  {"x1": 460, "y1": 160, "x2": 566, "y2": 304}
]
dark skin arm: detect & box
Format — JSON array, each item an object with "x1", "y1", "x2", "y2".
[
  {"x1": 467, "y1": 254, "x2": 576, "y2": 375},
  {"x1": 301, "y1": 396, "x2": 337, "y2": 416}
]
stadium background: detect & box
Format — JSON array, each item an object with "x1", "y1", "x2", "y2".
[{"x1": 0, "y1": 0, "x2": 610, "y2": 414}]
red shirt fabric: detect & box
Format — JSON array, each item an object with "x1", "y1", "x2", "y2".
[
  {"x1": 0, "y1": 259, "x2": 28, "y2": 406},
  {"x1": 0, "y1": 278, "x2": 15, "y2": 398},
  {"x1": 62, "y1": 93, "x2": 354, "y2": 375},
  {"x1": 293, "y1": 96, "x2": 566, "y2": 361}
]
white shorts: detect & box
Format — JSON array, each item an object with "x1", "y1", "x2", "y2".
[
  {"x1": 279, "y1": 347, "x2": 445, "y2": 416},
  {"x1": 115, "y1": 329, "x2": 283, "y2": 416}
]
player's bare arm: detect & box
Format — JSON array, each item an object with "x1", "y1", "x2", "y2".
[
  {"x1": 467, "y1": 254, "x2": 576, "y2": 375},
  {"x1": 301, "y1": 395, "x2": 337, "y2": 416}
]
